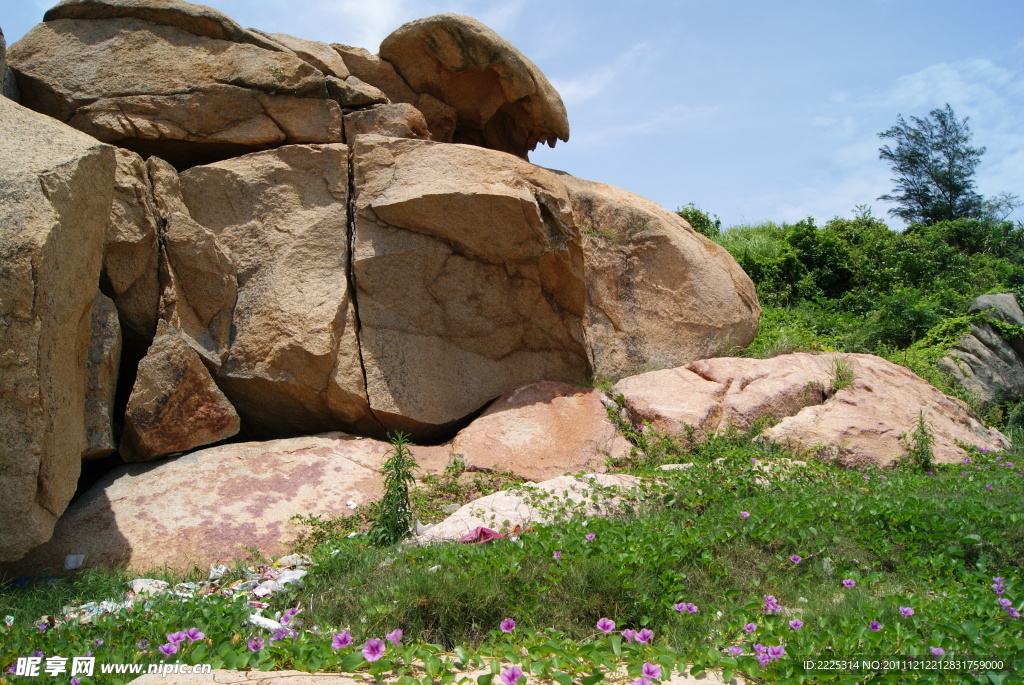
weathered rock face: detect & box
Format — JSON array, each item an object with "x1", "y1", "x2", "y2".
[
  {"x1": 121, "y1": 321, "x2": 240, "y2": 462},
  {"x1": 179, "y1": 144, "x2": 381, "y2": 438},
  {"x1": 351, "y1": 135, "x2": 759, "y2": 439},
  {"x1": 101, "y1": 149, "x2": 161, "y2": 344},
  {"x1": 442, "y1": 381, "x2": 631, "y2": 481},
  {"x1": 351, "y1": 135, "x2": 591, "y2": 438},
  {"x1": 1, "y1": 27, "x2": 19, "y2": 101},
  {"x1": 571, "y1": 176, "x2": 760, "y2": 379},
  {"x1": 0, "y1": 434, "x2": 388, "y2": 574},
  {"x1": 8, "y1": 13, "x2": 340, "y2": 167},
  {"x1": 939, "y1": 294, "x2": 1024, "y2": 406},
  {"x1": 379, "y1": 14, "x2": 569, "y2": 159},
  {"x1": 344, "y1": 103, "x2": 431, "y2": 141},
  {"x1": 83, "y1": 292, "x2": 122, "y2": 461},
  {"x1": 0, "y1": 96, "x2": 116, "y2": 562},
  {"x1": 616, "y1": 353, "x2": 1008, "y2": 468}
]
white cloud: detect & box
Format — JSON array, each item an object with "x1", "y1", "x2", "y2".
[{"x1": 550, "y1": 42, "x2": 654, "y2": 106}]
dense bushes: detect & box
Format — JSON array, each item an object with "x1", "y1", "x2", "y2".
[{"x1": 710, "y1": 213, "x2": 1024, "y2": 421}]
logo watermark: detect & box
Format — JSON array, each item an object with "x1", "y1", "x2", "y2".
[{"x1": 14, "y1": 656, "x2": 212, "y2": 678}]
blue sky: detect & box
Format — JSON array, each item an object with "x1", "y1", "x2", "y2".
[{"x1": 6, "y1": 0, "x2": 1024, "y2": 228}]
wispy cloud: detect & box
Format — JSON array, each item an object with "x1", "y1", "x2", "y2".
[{"x1": 550, "y1": 42, "x2": 654, "y2": 107}]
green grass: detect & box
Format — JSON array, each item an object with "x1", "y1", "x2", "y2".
[{"x1": 3, "y1": 424, "x2": 1022, "y2": 683}]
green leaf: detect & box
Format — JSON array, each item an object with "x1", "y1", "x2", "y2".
[
  {"x1": 960, "y1": 620, "x2": 979, "y2": 643},
  {"x1": 581, "y1": 674, "x2": 604, "y2": 685},
  {"x1": 340, "y1": 651, "x2": 365, "y2": 672},
  {"x1": 553, "y1": 673, "x2": 573, "y2": 685},
  {"x1": 477, "y1": 674, "x2": 494, "y2": 685}
]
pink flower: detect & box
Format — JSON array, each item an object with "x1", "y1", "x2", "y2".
[
  {"x1": 842, "y1": 579, "x2": 856, "y2": 588},
  {"x1": 789, "y1": 619, "x2": 803, "y2": 630},
  {"x1": 158, "y1": 643, "x2": 178, "y2": 657},
  {"x1": 869, "y1": 621, "x2": 882, "y2": 632},
  {"x1": 899, "y1": 607, "x2": 914, "y2": 618},
  {"x1": 553, "y1": 551, "x2": 562, "y2": 560},
  {"x1": 641, "y1": 662, "x2": 661, "y2": 679},
  {"x1": 332, "y1": 631, "x2": 352, "y2": 650},
  {"x1": 362, "y1": 638, "x2": 386, "y2": 662},
  {"x1": 726, "y1": 646, "x2": 743, "y2": 656},
  {"x1": 500, "y1": 618, "x2": 516, "y2": 633},
  {"x1": 596, "y1": 618, "x2": 615, "y2": 633},
  {"x1": 184, "y1": 628, "x2": 205, "y2": 642},
  {"x1": 621, "y1": 629, "x2": 637, "y2": 643},
  {"x1": 790, "y1": 555, "x2": 802, "y2": 564},
  {"x1": 585, "y1": 533, "x2": 596, "y2": 542},
  {"x1": 167, "y1": 631, "x2": 187, "y2": 645},
  {"x1": 636, "y1": 628, "x2": 654, "y2": 644},
  {"x1": 385, "y1": 629, "x2": 403, "y2": 646},
  {"x1": 248, "y1": 637, "x2": 264, "y2": 652},
  {"x1": 501, "y1": 665, "x2": 525, "y2": 685},
  {"x1": 744, "y1": 623, "x2": 757, "y2": 633},
  {"x1": 740, "y1": 511, "x2": 750, "y2": 519},
  {"x1": 674, "y1": 602, "x2": 698, "y2": 614}
]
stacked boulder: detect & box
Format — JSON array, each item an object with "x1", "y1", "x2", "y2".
[
  {"x1": 939, "y1": 294, "x2": 1024, "y2": 407},
  {"x1": 0, "y1": 0, "x2": 760, "y2": 563}
]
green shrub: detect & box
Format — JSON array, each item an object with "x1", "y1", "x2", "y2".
[
  {"x1": 367, "y1": 432, "x2": 418, "y2": 547},
  {"x1": 676, "y1": 203, "x2": 722, "y2": 239}
]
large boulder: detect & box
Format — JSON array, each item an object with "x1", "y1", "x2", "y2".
[
  {"x1": 178, "y1": 144, "x2": 381, "y2": 438},
  {"x1": 120, "y1": 321, "x2": 240, "y2": 462},
  {"x1": 8, "y1": 12, "x2": 340, "y2": 167},
  {"x1": 351, "y1": 135, "x2": 758, "y2": 439},
  {"x1": 0, "y1": 434, "x2": 388, "y2": 574},
  {"x1": 615, "y1": 353, "x2": 1008, "y2": 468},
  {"x1": 939, "y1": 294, "x2": 1024, "y2": 406},
  {"x1": 82, "y1": 292, "x2": 122, "y2": 461},
  {"x1": 425, "y1": 381, "x2": 631, "y2": 481},
  {"x1": 379, "y1": 14, "x2": 569, "y2": 159},
  {"x1": 0, "y1": 96, "x2": 116, "y2": 561}
]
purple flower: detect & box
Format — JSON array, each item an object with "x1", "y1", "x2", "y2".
[
  {"x1": 158, "y1": 643, "x2": 178, "y2": 657},
  {"x1": 621, "y1": 629, "x2": 637, "y2": 643},
  {"x1": 137, "y1": 639, "x2": 149, "y2": 649},
  {"x1": 500, "y1": 618, "x2": 516, "y2": 633},
  {"x1": 332, "y1": 631, "x2": 352, "y2": 650},
  {"x1": 362, "y1": 638, "x2": 386, "y2": 662},
  {"x1": 248, "y1": 637, "x2": 265, "y2": 652},
  {"x1": 962, "y1": 471, "x2": 968, "y2": 476},
  {"x1": 879, "y1": 475, "x2": 887, "y2": 481},
  {"x1": 36, "y1": 624, "x2": 47, "y2": 632},
  {"x1": 842, "y1": 579, "x2": 856, "y2": 588},
  {"x1": 553, "y1": 551, "x2": 562, "y2": 560},
  {"x1": 863, "y1": 475, "x2": 870, "y2": 481},
  {"x1": 869, "y1": 621, "x2": 882, "y2": 632},
  {"x1": 71, "y1": 679, "x2": 80, "y2": 685},
  {"x1": 986, "y1": 485, "x2": 993, "y2": 491},
  {"x1": 763, "y1": 595, "x2": 781, "y2": 613},
  {"x1": 740, "y1": 511, "x2": 750, "y2": 519},
  {"x1": 1007, "y1": 607, "x2": 1021, "y2": 618},
  {"x1": 185, "y1": 627, "x2": 205, "y2": 642},
  {"x1": 744, "y1": 622, "x2": 757, "y2": 633},
  {"x1": 930, "y1": 647, "x2": 945, "y2": 656},
  {"x1": 596, "y1": 617, "x2": 615, "y2": 633},
  {"x1": 674, "y1": 602, "x2": 698, "y2": 614},
  {"x1": 756, "y1": 653, "x2": 770, "y2": 668},
  {"x1": 789, "y1": 619, "x2": 803, "y2": 630},
  {"x1": 92, "y1": 638, "x2": 104, "y2": 646},
  {"x1": 632, "y1": 679, "x2": 653, "y2": 685},
  {"x1": 167, "y1": 631, "x2": 187, "y2": 645},
  {"x1": 281, "y1": 608, "x2": 301, "y2": 625},
  {"x1": 501, "y1": 665, "x2": 525, "y2": 685},
  {"x1": 726, "y1": 646, "x2": 743, "y2": 656},
  {"x1": 32, "y1": 652, "x2": 44, "y2": 659},
  {"x1": 928, "y1": 471, "x2": 934, "y2": 476},
  {"x1": 7, "y1": 664, "x2": 17, "y2": 674},
  {"x1": 585, "y1": 533, "x2": 596, "y2": 542},
  {"x1": 998, "y1": 598, "x2": 1012, "y2": 608},
  {"x1": 899, "y1": 607, "x2": 914, "y2": 618},
  {"x1": 790, "y1": 555, "x2": 802, "y2": 564},
  {"x1": 979, "y1": 447, "x2": 989, "y2": 453},
  {"x1": 767, "y1": 645, "x2": 785, "y2": 661},
  {"x1": 962, "y1": 458, "x2": 972, "y2": 465},
  {"x1": 270, "y1": 628, "x2": 297, "y2": 643},
  {"x1": 636, "y1": 628, "x2": 654, "y2": 644},
  {"x1": 752, "y1": 644, "x2": 767, "y2": 655},
  {"x1": 385, "y1": 629, "x2": 403, "y2": 646},
  {"x1": 641, "y1": 662, "x2": 661, "y2": 679}
]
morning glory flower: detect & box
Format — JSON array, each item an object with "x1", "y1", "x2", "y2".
[
  {"x1": 790, "y1": 555, "x2": 802, "y2": 564},
  {"x1": 636, "y1": 628, "x2": 654, "y2": 644},
  {"x1": 248, "y1": 637, "x2": 264, "y2": 652},
  {"x1": 596, "y1": 618, "x2": 615, "y2": 633},
  {"x1": 332, "y1": 632, "x2": 352, "y2": 649},
  {"x1": 501, "y1": 665, "x2": 525, "y2": 685},
  {"x1": 998, "y1": 598, "x2": 1012, "y2": 608},
  {"x1": 93, "y1": 639, "x2": 104, "y2": 646},
  {"x1": 899, "y1": 607, "x2": 914, "y2": 618},
  {"x1": 869, "y1": 621, "x2": 882, "y2": 632},
  {"x1": 1007, "y1": 607, "x2": 1021, "y2": 618},
  {"x1": 501, "y1": 618, "x2": 516, "y2": 633},
  {"x1": 789, "y1": 619, "x2": 803, "y2": 630},
  {"x1": 632, "y1": 679, "x2": 653, "y2": 685},
  {"x1": 158, "y1": 643, "x2": 177, "y2": 657},
  {"x1": 740, "y1": 511, "x2": 750, "y2": 519},
  {"x1": 362, "y1": 638, "x2": 386, "y2": 662},
  {"x1": 184, "y1": 628, "x2": 204, "y2": 642},
  {"x1": 167, "y1": 631, "x2": 187, "y2": 645},
  {"x1": 767, "y1": 645, "x2": 785, "y2": 661},
  {"x1": 137, "y1": 639, "x2": 149, "y2": 649},
  {"x1": 744, "y1": 623, "x2": 757, "y2": 633},
  {"x1": 763, "y1": 596, "x2": 781, "y2": 613},
  {"x1": 726, "y1": 646, "x2": 743, "y2": 656},
  {"x1": 930, "y1": 647, "x2": 945, "y2": 656},
  {"x1": 842, "y1": 579, "x2": 856, "y2": 588},
  {"x1": 641, "y1": 662, "x2": 662, "y2": 679},
  {"x1": 756, "y1": 653, "x2": 770, "y2": 668},
  {"x1": 674, "y1": 602, "x2": 698, "y2": 613},
  {"x1": 585, "y1": 533, "x2": 596, "y2": 542},
  {"x1": 621, "y1": 629, "x2": 637, "y2": 643},
  {"x1": 386, "y1": 629, "x2": 403, "y2": 646}
]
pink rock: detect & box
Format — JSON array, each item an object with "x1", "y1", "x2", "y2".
[
  {"x1": 615, "y1": 353, "x2": 1007, "y2": 467},
  {"x1": 441, "y1": 381, "x2": 631, "y2": 480},
  {"x1": 0, "y1": 433, "x2": 388, "y2": 575}
]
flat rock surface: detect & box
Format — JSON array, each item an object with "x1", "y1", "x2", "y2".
[{"x1": 0, "y1": 434, "x2": 389, "y2": 575}]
